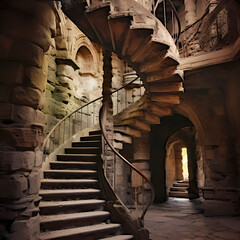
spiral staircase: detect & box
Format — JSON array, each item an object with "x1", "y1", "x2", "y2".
[
  {"x1": 62, "y1": 0, "x2": 183, "y2": 134},
  {"x1": 40, "y1": 0, "x2": 184, "y2": 239}
]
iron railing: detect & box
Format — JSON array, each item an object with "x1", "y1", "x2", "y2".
[
  {"x1": 100, "y1": 104, "x2": 155, "y2": 222},
  {"x1": 42, "y1": 76, "x2": 144, "y2": 161},
  {"x1": 153, "y1": 0, "x2": 181, "y2": 44}
]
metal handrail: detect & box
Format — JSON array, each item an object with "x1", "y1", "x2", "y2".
[
  {"x1": 42, "y1": 76, "x2": 141, "y2": 152},
  {"x1": 153, "y1": 0, "x2": 181, "y2": 44},
  {"x1": 99, "y1": 105, "x2": 155, "y2": 221}
]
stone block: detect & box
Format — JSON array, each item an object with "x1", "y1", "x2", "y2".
[
  {"x1": 57, "y1": 64, "x2": 75, "y2": 79},
  {"x1": 9, "y1": 215, "x2": 40, "y2": 240},
  {"x1": 57, "y1": 76, "x2": 74, "y2": 90},
  {"x1": 0, "y1": 128, "x2": 38, "y2": 150},
  {"x1": 0, "y1": 103, "x2": 45, "y2": 127},
  {"x1": 46, "y1": 82, "x2": 55, "y2": 92},
  {"x1": 0, "y1": 174, "x2": 27, "y2": 199},
  {"x1": 0, "y1": 151, "x2": 35, "y2": 171},
  {"x1": 0, "y1": 9, "x2": 52, "y2": 52},
  {"x1": 11, "y1": 86, "x2": 44, "y2": 110},
  {"x1": 133, "y1": 152, "x2": 150, "y2": 161},
  {"x1": 10, "y1": 40, "x2": 44, "y2": 68},
  {"x1": 55, "y1": 36, "x2": 68, "y2": 50},
  {"x1": 25, "y1": 67, "x2": 47, "y2": 92},
  {"x1": 0, "y1": 60, "x2": 23, "y2": 85},
  {"x1": 6, "y1": 0, "x2": 56, "y2": 31},
  {"x1": 52, "y1": 92, "x2": 70, "y2": 103},
  {"x1": 133, "y1": 162, "x2": 149, "y2": 170},
  {"x1": 48, "y1": 69, "x2": 57, "y2": 84},
  {"x1": 47, "y1": 55, "x2": 56, "y2": 71},
  {"x1": 34, "y1": 148, "x2": 43, "y2": 167},
  {"x1": 28, "y1": 170, "x2": 41, "y2": 194},
  {"x1": 0, "y1": 86, "x2": 11, "y2": 103}
]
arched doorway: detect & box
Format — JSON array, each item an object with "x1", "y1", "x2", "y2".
[{"x1": 150, "y1": 113, "x2": 203, "y2": 202}]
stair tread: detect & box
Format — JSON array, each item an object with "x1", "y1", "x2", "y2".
[
  {"x1": 40, "y1": 189, "x2": 100, "y2": 194},
  {"x1": 44, "y1": 170, "x2": 97, "y2": 173},
  {"x1": 99, "y1": 235, "x2": 133, "y2": 240},
  {"x1": 41, "y1": 179, "x2": 98, "y2": 183},
  {"x1": 66, "y1": 147, "x2": 100, "y2": 150},
  {"x1": 50, "y1": 161, "x2": 97, "y2": 165},
  {"x1": 41, "y1": 211, "x2": 110, "y2": 223},
  {"x1": 39, "y1": 223, "x2": 121, "y2": 240},
  {"x1": 57, "y1": 154, "x2": 98, "y2": 157},
  {"x1": 40, "y1": 199, "x2": 105, "y2": 208}
]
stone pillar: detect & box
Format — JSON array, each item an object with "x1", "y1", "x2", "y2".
[
  {"x1": 132, "y1": 134, "x2": 151, "y2": 204},
  {"x1": 102, "y1": 49, "x2": 114, "y2": 185},
  {"x1": 0, "y1": 1, "x2": 55, "y2": 239},
  {"x1": 175, "y1": 145, "x2": 184, "y2": 180},
  {"x1": 184, "y1": 0, "x2": 197, "y2": 27}
]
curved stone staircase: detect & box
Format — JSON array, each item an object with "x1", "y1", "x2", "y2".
[
  {"x1": 40, "y1": 130, "x2": 134, "y2": 239},
  {"x1": 62, "y1": 0, "x2": 184, "y2": 134},
  {"x1": 40, "y1": 0, "x2": 184, "y2": 239}
]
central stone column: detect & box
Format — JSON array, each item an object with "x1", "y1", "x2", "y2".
[{"x1": 102, "y1": 49, "x2": 115, "y2": 186}]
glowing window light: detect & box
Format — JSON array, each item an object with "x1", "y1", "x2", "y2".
[{"x1": 181, "y1": 147, "x2": 189, "y2": 180}]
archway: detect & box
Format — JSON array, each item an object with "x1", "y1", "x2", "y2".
[{"x1": 150, "y1": 113, "x2": 202, "y2": 202}]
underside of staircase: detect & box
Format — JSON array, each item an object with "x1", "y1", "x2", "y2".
[
  {"x1": 62, "y1": 0, "x2": 184, "y2": 135},
  {"x1": 40, "y1": 131, "x2": 133, "y2": 240}
]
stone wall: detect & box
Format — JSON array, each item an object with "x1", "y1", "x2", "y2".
[{"x1": 0, "y1": 0, "x2": 55, "y2": 238}]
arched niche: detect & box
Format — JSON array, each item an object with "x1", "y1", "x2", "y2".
[{"x1": 76, "y1": 46, "x2": 94, "y2": 74}]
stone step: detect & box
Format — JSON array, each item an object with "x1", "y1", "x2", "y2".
[
  {"x1": 41, "y1": 211, "x2": 110, "y2": 231},
  {"x1": 99, "y1": 235, "x2": 134, "y2": 240},
  {"x1": 128, "y1": 110, "x2": 160, "y2": 125},
  {"x1": 41, "y1": 179, "x2": 98, "y2": 189},
  {"x1": 89, "y1": 130, "x2": 101, "y2": 135},
  {"x1": 44, "y1": 170, "x2": 97, "y2": 179},
  {"x1": 177, "y1": 180, "x2": 189, "y2": 184},
  {"x1": 80, "y1": 135, "x2": 101, "y2": 141},
  {"x1": 50, "y1": 161, "x2": 97, "y2": 170},
  {"x1": 122, "y1": 119, "x2": 151, "y2": 132},
  {"x1": 114, "y1": 132, "x2": 132, "y2": 144},
  {"x1": 72, "y1": 141, "x2": 101, "y2": 147},
  {"x1": 170, "y1": 186, "x2": 188, "y2": 192},
  {"x1": 40, "y1": 189, "x2": 101, "y2": 201},
  {"x1": 173, "y1": 183, "x2": 189, "y2": 187},
  {"x1": 40, "y1": 199, "x2": 105, "y2": 215},
  {"x1": 57, "y1": 154, "x2": 98, "y2": 162},
  {"x1": 169, "y1": 191, "x2": 189, "y2": 198},
  {"x1": 65, "y1": 147, "x2": 100, "y2": 154},
  {"x1": 39, "y1": 223, "x2": 121, "y2": 240},
  {"x1": 114, "y1": 125, "x2": 142, "y2": 138}
]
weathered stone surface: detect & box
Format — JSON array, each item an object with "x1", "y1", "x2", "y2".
[
  {"x1": 0, "y1": 128, "x2": 39, "y2": 150},
  {"x1": 5, "y1": 0, "x2": 56, "y2": 31},
  {"x1": 28, "y1": 170, "x2": 41, "y2": 194},
  {"x1": 57, "y1": 64, "x2": 75, "y2": 79},
  {"x1": 57, "y1": 76, "x2": 74, "y2": 90},
  {"x1": 0, "y1": 86, "x2": 11, "y2": 102},
  {"x1": 11, "y1": 86, "x2": 44, "y2": 110},
  {"x1": 47, "y1": 55, "x2": 56, "y2": 71},
  {"x1": 47, "y1": 69, "x2": 57, "y2": 84},
  {"x1": 133, "y1": 162, "x2": 149, "y2": 170},
  {"x1": 0, "y1": 174, "x2": 27, "y2": 199},
  {"x1": 0, "y1": 9, "x2": 52, "y2": 52},
  {"x1": 0, "y1": 103, "x2": 45, "y2": 127},
  {"x1": 52, "y1": 92, "x2": 70, "y2": 103},
  {"x1": 10, "y1": 40, "x2": 44, "y2": 68},
  {"x1": 34, "y1": 148, "x2": 43, "y2": 167},
  {"x1": 0, "y1": 151, "x2": 35, "y2": 171},
  {"x1": 25, "y1": 67, "x2": 47, "y2": 92},
  {"x1": 9, "y1": 215, "x2": 40, "y2": 240},
  {"x1": 0, "y1": 60, "x2": 23, "y2": 85},
  {"x1": 55, "y1": 36, "x2": 68, "y2": 50}
]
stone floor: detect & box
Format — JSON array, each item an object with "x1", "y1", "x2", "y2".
[{"x1": 145, "y1": 198, "x2": 240, "y2": 240}]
